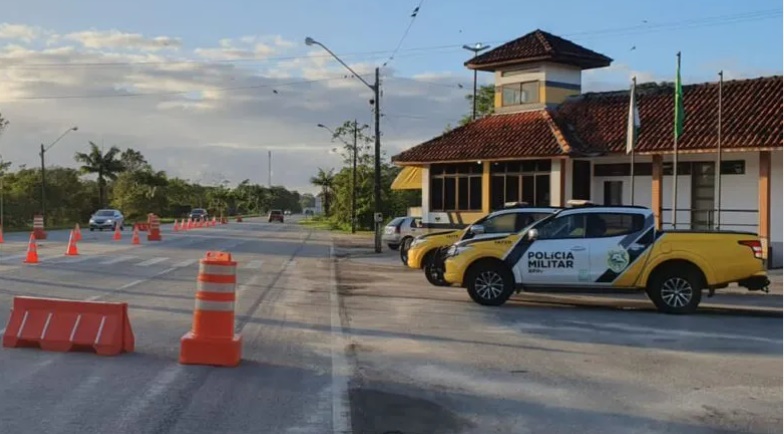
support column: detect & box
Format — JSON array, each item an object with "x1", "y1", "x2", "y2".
[
  {"x1": 421, "y1": 166, "x2": 430, "y2": 223},
  {"x1": 759, "y1": 151, "x2": 771, "y2": 264},
  {"x1": 550, "y1": 159, "x2": 564, "y2": 207},
  {"x1": 482, "y1": 161, "x2": 491, "y2": 213},
  {"x1": 651, "y1": 155, "x2": 663, "y2": 230}
]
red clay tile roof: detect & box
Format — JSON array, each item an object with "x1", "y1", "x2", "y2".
[
  {"x1": 466, "y1": 29, "x2": 612, "y2": 71},
  {"x1": 553, "y1": 75, "x2": 783, "y2": 154},
  {"x1": 392, "y1": 76, "x2": 781, "y2": 165},
  {"x1": 391, "y1": 110, "x2": 569, "y2": 164}
]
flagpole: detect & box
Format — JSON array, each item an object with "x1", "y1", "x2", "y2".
[
  {"x1": 716, "y1": 70, "x2": 723, "y2": 230},
  {"x1": 629, "y1": 77, "x2": 637, "y2": 205},
  {"x1": 672, "y1": 52, "x2": 681, "y2": 229}
]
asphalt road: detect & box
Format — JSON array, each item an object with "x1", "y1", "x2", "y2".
[{"x1": 0, "y1": 219, "x2": 780, "y2": 434}]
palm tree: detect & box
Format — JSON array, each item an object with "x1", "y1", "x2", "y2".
[
  {"x1": 310, "y1": 168, "x2": 335, "y2": 215},
  {"x1": 74, "y1": 141, "x2": 125, "y2": 208}
]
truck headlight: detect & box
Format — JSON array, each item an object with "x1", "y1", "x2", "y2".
[{"x1": 447, "y1": 245, "x2": 470, "y2": 257}]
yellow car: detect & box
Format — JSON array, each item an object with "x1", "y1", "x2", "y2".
[
  {"x1": 443, "y1": 205, "x2": 769, "y2": 314},
  {"x1": 405, "y1": 207, "x2": 558, "y2": 286}
]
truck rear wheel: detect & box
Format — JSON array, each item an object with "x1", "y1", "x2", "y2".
[
  {"x1": 646, "y1": 267, "x2": 703, "y2": 314},
  {"x1": 466, "y1": 262, "x2": 515, "y2": 306}
]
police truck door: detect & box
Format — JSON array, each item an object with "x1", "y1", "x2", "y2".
[{"x1": 516, "y1": 213, "x2": 591, "y2": 285}]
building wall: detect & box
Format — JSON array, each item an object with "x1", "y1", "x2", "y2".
[
  {"x1": 550, "y1": 159, "x2": 564, "y2": 206},
  {"x1": 493, "y1": 62, "x2": 581, "y2": 111}
]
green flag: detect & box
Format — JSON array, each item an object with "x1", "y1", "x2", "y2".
[{"x1": 674, "y1": 52, "x2": 684, "y2": 139}]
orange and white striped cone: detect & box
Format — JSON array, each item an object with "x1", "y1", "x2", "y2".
[
  {"x1": 23, "y1": 233, "x2": 39, "y2": 264},
  {"x1": 74, "y1": 223, "x2": 82, "y2": 242},
  {"x1": 65, "y1": 230, "x2": 79, "y2": 256},
  {"x1": 173, "y1": 219, "x2": 180, "y2": 232},
  {"x1": 179, "y1": 251, "x2": 241, "y2": 367},
  {"x1": 131, "y1": 226, "x2": 141, "y2": 245}
]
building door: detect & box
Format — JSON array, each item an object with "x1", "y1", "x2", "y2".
[{"x1": 691, "y1": 162, "x2": 715, "y2": 230}]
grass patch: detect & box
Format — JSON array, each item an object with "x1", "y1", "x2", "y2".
[{"x1": 298, "y1": 216, "x2": 374, "y2": 235}]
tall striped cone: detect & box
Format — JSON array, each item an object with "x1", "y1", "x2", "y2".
[
  {"x1": 173, "y1": 219, "x2": 180, "y2": 232},
  {"x1": 74, "y1": 223, "x2": 82, "y2": 242},
  {"x1": 113, "y1": 225, "x2": 122, "y2": 241},
  {"x1": 132, "y1": 225, "x2": 141, "y2": 245},
  {"x1": 65, "y1": 230, "x2": 79, "y2": 256},
  {"x1": 23, "y1": 233, "x2": 39, "y2": 264},
  {"x1": 0, "y1": 225, "x2": 4, "y2": 244}
]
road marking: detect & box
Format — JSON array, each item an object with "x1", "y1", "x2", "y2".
[
  {"x1": 0, "y1": 254, "x2": 27, "y2": 262},
  {"x1": 172, "y1": 258, "x2": 198, "y2": 268},
  {"x1": 114, "y1": 365, "x2": 184, "y2": 428},
  {"x1": 87, "y1": 267, "x2": 178, "y2": 301},
  {"x1": 99, "y1": 255, "x2": 136, "y2": 265},
  {"x1": 135, "y1": 257, "x2": 169, "y2": 267},
  {"x1": 57, "y1": 256, "x2": 92, "y2": 264},
  {"x1": 515, "y1": 320, "x2": 783, "y2": 345},
  {"x1": 329, "y1": 244, "x2": 352, "y2": 434},
  {"x1": 244, "y1": 259, "x2": 263, "y2": 270},
  {"x1": 236, "y1": 273, "x2": 262, "y2": 293}
]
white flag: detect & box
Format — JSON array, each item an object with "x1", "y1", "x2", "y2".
[{"x1": 626, "y1": 78, "x2": 640, "y2": 154}]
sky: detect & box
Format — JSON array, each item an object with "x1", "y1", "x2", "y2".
[{"x1": 0, "y1": 0, "x2": 780, "y2": 194}]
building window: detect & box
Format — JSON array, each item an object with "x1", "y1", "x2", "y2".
[
  {"x1": 603, "y1": 181, "x2": 623, "y2": 206},
  {"x1": 501, "y1": 81, "x2": 539, "y2": 106},
  {"x1": 430, "y1": 163, "x2": 483, "y2": 211},
  {"x1": 661, "y1": 160, "x2": 745, "y2": 176},
  {"x1": 490, "y1": 160, "x2": 551, "y2": 209}
]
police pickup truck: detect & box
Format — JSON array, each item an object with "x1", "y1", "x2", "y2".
[
  {"x1": 404, "y1": 205, "x2": 558, "y2": 286},
  {"x1": 442, "y1": 204, "x2": 770, "y2": 314}
]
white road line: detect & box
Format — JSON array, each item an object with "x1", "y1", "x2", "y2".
[
  {"x1": 0, "y1": 254, "x2": 27, "y2": 262},
  {"x1": 244, "y1": 259, "x2": 263, "y2": 270},
  {"x1": 135, "y1": 257, "x2": 169, "y2": 267},
  {"x1": 329, "y1": 244, "x2": 352, "y2": 434},
  {"x1": 99, "y1": 255, "x2": 136, "y2": 265},
  {"x1": 114, "y1": 365, "x2": 184, "y2": 428},
  {"x1": 172, "y1": 258, "x2": 198, "y2": 268},
  {"x1": 57, "y1": 256, "x2": 92, "y2": 264},
  {"x1": 87, "y1": 267, "x2": 178, "y2": 301}
]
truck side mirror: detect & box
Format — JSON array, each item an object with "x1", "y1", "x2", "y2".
[
  {"x1": 527, "y1": 228, "x2": 539, "y2": 241},
  {"x1": 470, "y1": 224, "x2": 485, "y2": 234}
]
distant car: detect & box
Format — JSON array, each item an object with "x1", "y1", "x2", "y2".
[
  {"x1": 89, "y1": 209, "x2": 124, "y2": 231},
  {"x1": 382, "y1": 216, "x2": 427, "y2": 250},
  {"x1": 268, "y1": 209, "x2": 284, "y2": 223},
  {"x1": 188, "y1": 208, "x2": 208, "y2": 221},
  {"x1": 284, "y1": 210, "x2": 291, "y2": 216}
]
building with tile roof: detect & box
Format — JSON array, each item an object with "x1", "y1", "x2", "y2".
[{"x1": 391, "y1": 29, "x2": 783, "y2": 268}]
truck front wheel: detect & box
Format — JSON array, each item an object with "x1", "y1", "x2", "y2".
[
  {"x1": 466, "y1": 262, "x2": 515, "y2": 306},
  {"x1": 647, "y1": 267, "x2": 703, "y2": 314}
]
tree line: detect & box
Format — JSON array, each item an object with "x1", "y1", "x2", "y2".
[
  {"x1": 0, "y1": 113, "x2": 309, "y2": 229},
  {"x1": 309, "y1": 85, "x2": 494, "y2": 230}
]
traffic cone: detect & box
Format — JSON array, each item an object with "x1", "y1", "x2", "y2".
[
  {"x1": 23, "y1": 233, "x2": 39, "y2": 264},
  {"x1": 65, "y1": 230, "x2": 79, "y2": 256},
  {"x1": 113, "y1": 225, "x2": 122, "y2": 241},
  {"x1": 74, "y1": 223, "x2": 82, "y2": 242},
  {"x1": 211, "y1": 217, "x2": 217, "y2": 227},
  {"x1": 0, "y1": 226, "x2": 4, "y2": 244},
  {"x1": 131, "y1": 226, "x2": 141, "y2": 245},
  {"x1": 173, "y1": 219, "x2": 180, "y2": 232}
]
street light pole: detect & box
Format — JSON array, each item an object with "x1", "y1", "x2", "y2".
[
  {"x1": 40, "y1": 126, "x2": 78, "y2": 222},
  {"x1": 306, "y1": 37, "x2": 382, "y2": 252},
  {"x1": 317, "y1": 121, "x2": 358, "y2": 234},
  {"x1": 462, "y1": 43, "x2": 490, "y2": 120}
]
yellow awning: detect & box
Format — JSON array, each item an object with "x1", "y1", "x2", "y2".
[{"x1": 391, "y1": 166, "x2": 423, "y2": 190}]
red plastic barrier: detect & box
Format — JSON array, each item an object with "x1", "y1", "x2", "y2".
[{"x1": 2, "y1": 296, "x2": 135, "y2": 356}]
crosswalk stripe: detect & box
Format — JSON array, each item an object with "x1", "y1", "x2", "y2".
[
  {"x1": 172, "y1": 259, "x2": 198, "y2": 268},
  {"x1": 99, "y1": 255, "x2": 137, "y2": 265},
  {"x1": 136, "y1": 257, "x2": 169, "y2": 267},
  {"x1": 244, "y1": 260, "x2": 263, "y2": 270}
]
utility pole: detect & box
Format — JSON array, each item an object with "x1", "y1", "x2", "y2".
[
  {"x1": 352, "y1": 119, "x2": 357, "y2": 234},
  {"x1": 373, "y1": 67, "x2": 382, "y2": 252},
  {"x1": 39, "y1": 126, "x2": 78, "y2": 223},
  {"x1": 305, "y1": 37, "x2": 382, "y2": 252},
  {"x1": 268, "y1": 150, "x2": 272, "y2": 187},
  {"x1": 463, "y1": 43, "x2": 491, "y2": 120}
]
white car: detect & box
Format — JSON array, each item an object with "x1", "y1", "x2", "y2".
[{"x1": 89, "y1": 209, "x2": 125, "y2": 231}]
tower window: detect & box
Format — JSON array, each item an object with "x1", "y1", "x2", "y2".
[{"x1": 501, "y1": 81, "x2": 539, "y2": 106}]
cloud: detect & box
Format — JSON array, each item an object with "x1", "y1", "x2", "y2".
[
  {"x1": 0, "y1": 24, "x2": 44, "y2": 43},
  {"x1": 0, "y1": 25, "x2": 469, "y2": 194},
  {"x1": 57, "y1": 29, "x2": 181, "y2": 51},
  {"x1": 193, "y1": 35, "x2": 293, "y2": 61}
]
